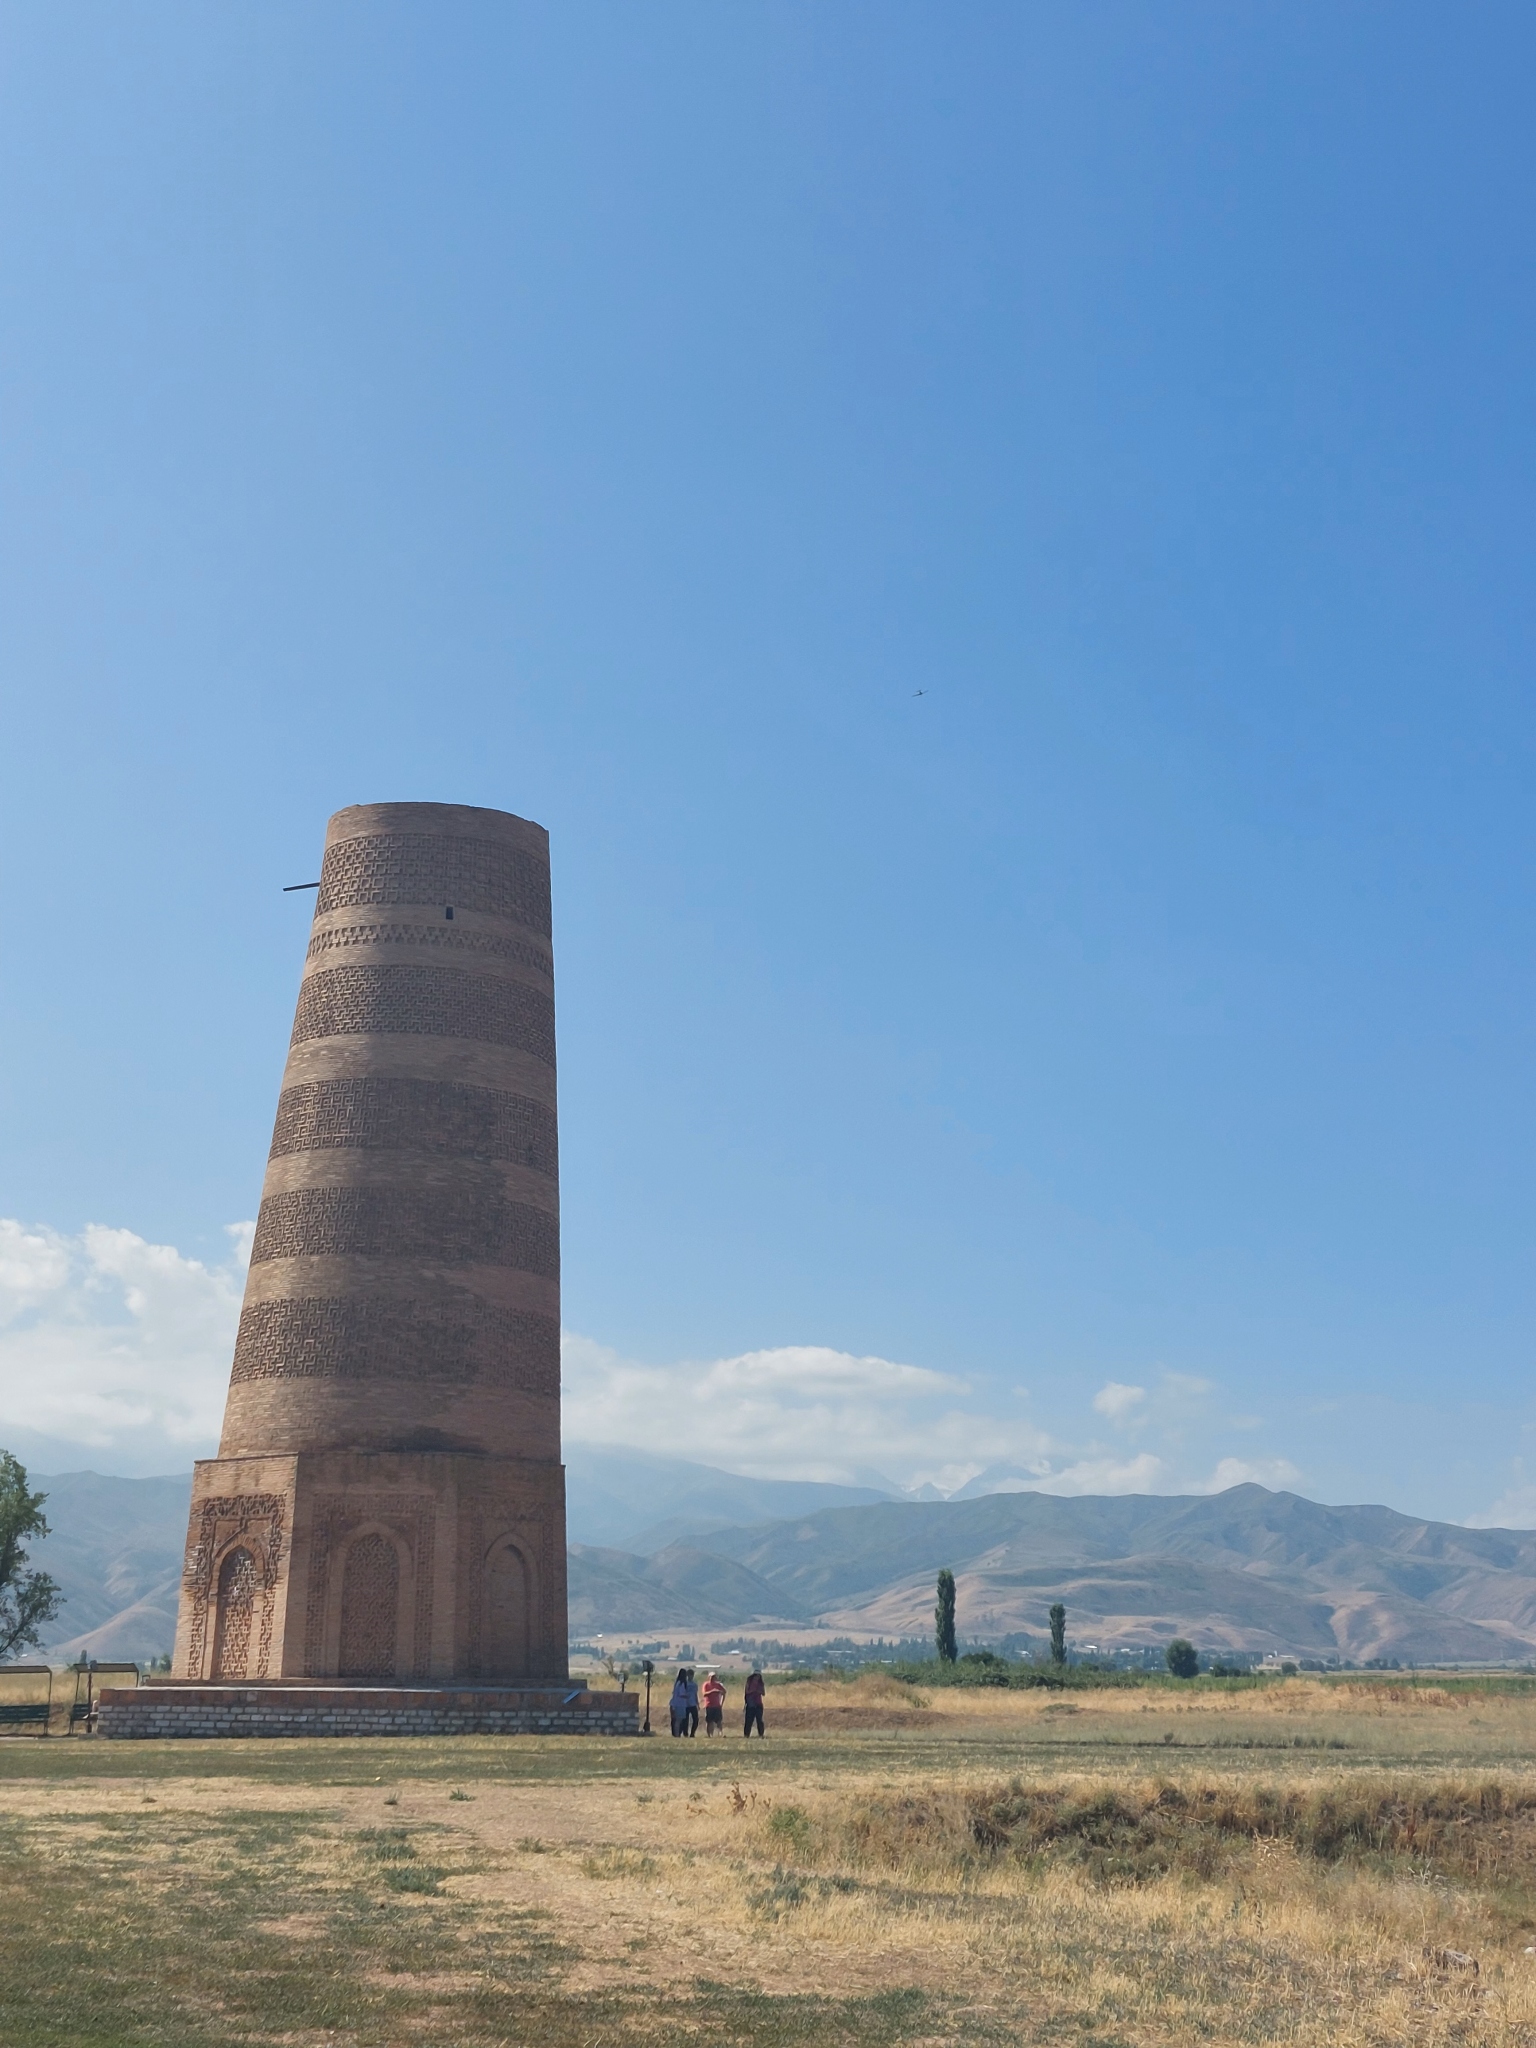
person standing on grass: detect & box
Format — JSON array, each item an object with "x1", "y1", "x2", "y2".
[
  {"x1": 670, "y1": 1668, "x2": 690, "y2": 1738},
  {"x1": 743, "y1": 1666, "x2": 765, "y2": 1739},
  {"x1": 684, "y1": 1666, "x2": 700, "y2": 1736},
  {"x1": 702, "y1": 1669, "x2": 725, "y2": 1735}
]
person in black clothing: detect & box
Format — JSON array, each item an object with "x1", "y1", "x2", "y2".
[
  {"x1": 669, "y1": 1668, "x2": 690, "y2": 1738},
  {"x1": 743, "y1": 1666, "x2": 765, "y2": 1738}
]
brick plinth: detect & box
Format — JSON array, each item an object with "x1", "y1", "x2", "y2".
[{"x1": 97, "y1": 1685, "x2": 638, "y2": 1740}]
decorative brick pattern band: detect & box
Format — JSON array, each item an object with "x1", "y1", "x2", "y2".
[
  {"x1": 230, "y1": 1298, "x2": 560, "y2": 1390},
  {"x1": 98, "y1": 1685, "x2": 638, "y2": 1740},
  {"x1": 270, "y1": 1079, "x2": 557, "y2": 1176},
  {"x1": 317, "y1": 833, "x2": 551, "y2": 935},
  {"x1": 250, "y1": 1186, "x2": 560, "y2": 1274},
  {"x1": 291, "y1": 965, "x2": 556, "y2": 1063},
  {"x1": 307, "y1": 922, "x2": 552, "y2": 976}
]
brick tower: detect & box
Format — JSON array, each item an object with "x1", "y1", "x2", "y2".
[{"x1": 170, "y1": 802, "x2": 569, "y2": 1688}]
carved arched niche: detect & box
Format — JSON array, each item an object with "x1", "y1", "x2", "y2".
[
  {"x1": 480, "y1": 1537, "x2": 535, "y2": 1682},
  {"x1": 337, "y1": 1530, "x2": 404, "y2": 1681},
  {"x1": 212, "y1": 1547, "x2": 259, "y2": 1680}
]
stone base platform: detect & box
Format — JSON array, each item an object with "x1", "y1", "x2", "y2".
[{"x1": 96, "y1": 1683, "x2": 638, "y2": 1740}]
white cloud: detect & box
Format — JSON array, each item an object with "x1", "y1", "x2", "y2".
[
  {"x1": 562, "y1": 1334, "x2": 1302, "y2": 1500},
  {"x1": 1010, "y1": 1451, "x2": 1300, "y2": 1498},
  {"x1": 1092, "y1": 1381, "x2": 1146, "y2": 1424},
  {"x1": 561, "y1": 1333, "x2": 1057, "y2": 1495},
  {"x1": 1189, "y1": 1455, "x2": 1302, "y2": 1494},
  {"x1": 1466, "y1": 1476, "x2": 1536, "y2": 1530},
  {"x1": 1032, "y1": 1451, "x2": 1167, "y2": 1494},
  {"x1": 0, "y1": 1221, "x2": 71, "y2": 1307},
  {"x1": 0, "y1": 1218, "x2": 250, "y2": 1459}
]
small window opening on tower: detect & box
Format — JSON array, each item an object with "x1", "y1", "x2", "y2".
[{"x1": 445, "y1": 906, "x2": 454, "y2": 920}]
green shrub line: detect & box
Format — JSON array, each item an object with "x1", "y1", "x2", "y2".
[
  {"x1": 879, "y1": 1655, "x2": 1270, "y2": 1692},
  {"x1": 782, "y1": 1654, "x2": 1536, "y2": 1693}
]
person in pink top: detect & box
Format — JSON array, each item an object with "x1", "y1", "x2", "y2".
[{"x1": 701, "y1": 1670, "x2": 726, "y2": 1735}]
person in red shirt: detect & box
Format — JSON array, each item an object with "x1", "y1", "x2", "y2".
[
  {"x1": 702, "y1": 1670, "x2": 726, "y2": 1735},
  {"x1": 743, "y1": 1667, "x2": 765, "y2": 1739}
]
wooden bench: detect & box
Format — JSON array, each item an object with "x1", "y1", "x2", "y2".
[
  {"x1": 0, "y1": 1699, "x2": 51, "y2": 1732},
  {"x1": 0, "y1": 1666, "x2": 53, "y2": 1736}
]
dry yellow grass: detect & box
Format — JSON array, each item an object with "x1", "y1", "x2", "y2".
[{"x1": 5, "y1": 1672, "x2": 1536, "y2": 2044}]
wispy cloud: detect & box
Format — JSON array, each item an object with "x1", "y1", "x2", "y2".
[
  {"x1": 0, "y1": 1218, "x2": 251, "y2": 1463},
  {"x1": 560, "y1": 1333, "x2": 1055, "y2": 1495},
  {"x1": 1198, "y1": 1455, "x2": 1302, "y2": 1493},
  {"x1": 957, "y1": 1450, "x2": 1300, "y2": 1499},
  {"x1": 1466, "y1": 1469, "x2": 1536, "y2": 1530},
  {"x1": 562, "y1": 1334, "x2": 1301, "y2": 1498}
]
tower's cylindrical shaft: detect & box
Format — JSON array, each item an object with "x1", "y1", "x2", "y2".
[{"x1": 218, "y1": 801, "x2": 560, "y2": 1461}]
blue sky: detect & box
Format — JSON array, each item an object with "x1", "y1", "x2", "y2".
[{"x1": 2, "y1": 4, "x2": 1535, "y2": 1522}]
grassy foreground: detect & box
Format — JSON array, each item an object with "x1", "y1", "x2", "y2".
[{"x1": 4, "y1": 1672, "x2": 1536, "y2": 2045}]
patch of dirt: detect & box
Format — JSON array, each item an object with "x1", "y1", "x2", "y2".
[
  {"x1": 411, "y1": 1778, "x2": 964, "y2": 1999},
  {"x1": 254, "y1": 1914, "x2": 331, "y2": 1939},
  {"x1": 362, "y1": 1970, "x2": 485, "y2": 1992}
]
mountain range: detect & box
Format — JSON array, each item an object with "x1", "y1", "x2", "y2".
[
  {"x1": 21, "y1": 1456, "x2": 1536, "y2": 1666},
  {"x1": 686, "y1": 1487, "x2": 1536, "y2": 1664}
]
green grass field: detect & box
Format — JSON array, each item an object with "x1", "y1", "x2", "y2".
[{"x1": 4, "y1": 1671, "x2": 1536, "y2": 2046}]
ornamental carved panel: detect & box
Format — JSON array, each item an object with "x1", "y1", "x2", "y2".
[{"x1": 183, "y1": 1493, "x2": 286, "y2": 1681}]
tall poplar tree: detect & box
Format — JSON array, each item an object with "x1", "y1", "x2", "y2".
[
  {"x1": 1049, "y1": 1602, "x2": 1067, "y2": 1667},
  {"x1": 934, "y1": 1568, "x2": 958, "y2": 1663}
]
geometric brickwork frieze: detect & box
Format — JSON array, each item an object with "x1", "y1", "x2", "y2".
[
  {"x1": 291, "y1": 964, "x2": 556, "y2": 1063},
  {"x1": 230, "y1": 1297, "x2": 560, "y2": 1388},
  {"x1": 269, "y1": 1078, "x2": 558, "y2": 1175},
  {"x1": 316, "y1": 831, "x2": 551, "y2": 934},
  {"x1": 248, "y1": 1183, "x2": 560, "y2": 1274},
  {"x1": 306, "y1": 920, "x2": 552, "y2": 977}
]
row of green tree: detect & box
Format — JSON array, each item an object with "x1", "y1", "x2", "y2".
[{"x1": 935, "y1": 1566, "x2": 1200, "y2": 1678}]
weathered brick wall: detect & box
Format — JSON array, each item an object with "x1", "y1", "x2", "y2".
[
  {"x1": 98, "y1": 1686, "x2": 638, "y2": 1740},
  {"x1": 218, "y1": 801, "x2": 561, "y2": 1469},
  {"x1": 172, "y1": 804, "x2": 571, "y2": 1690}
]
